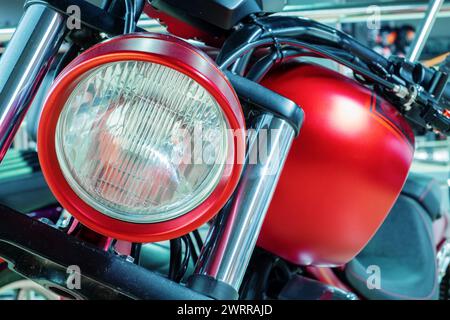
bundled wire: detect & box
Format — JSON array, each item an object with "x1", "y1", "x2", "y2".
[
  {"x1": 176, "y1": 236, "x2": 191, "y2": 282},
  {"x1": 192, "y1": 229, "x2": 204, "y2": 250},
  {"x1": 188, "y1": 234, "x2": 199, "y2": 264},
  {"x1": 169, "y1": 238, "x2": 182, "y2": 281},
  {"x1": 218, "y1": 35, "x2": 394, "y2": 90},
  {"x1": 216, "y1": 15, "x2": 396, "y2": 91},
  {"x1": 167, "y1": 230, "x2": 204, "y2": 282},
  {"x1": 169, "y1": 236, "x2": 192, "y2": 283}
]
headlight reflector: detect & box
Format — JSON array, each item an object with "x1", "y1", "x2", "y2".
[{"x1": 56, "y1": 61, "x2": 229, "y2": 223}]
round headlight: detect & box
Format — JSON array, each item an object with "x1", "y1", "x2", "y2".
[
  {"x1": 56, "y1": 61, "x2": 229, "y2": 223},
  {"x1": 38, "y1": 34, "x2": 245, "y2": 242}
]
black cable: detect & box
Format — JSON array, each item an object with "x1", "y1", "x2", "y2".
[
  {"x1": 131, "y1": 0, "x2": 137, "y2": 32},
  {"x1": 219, "y1": 38, "x2": 274, "y2": 71},
  {"x1": 440, "y1": 264, "x2": 450, "y2": 300},
  {"x1": 54, "y1": 43, "x2": 81, "y2": 76},
  {"x1": 169, "y1": 236, "x2": 194, "y2": 283},
  {"x1": 124, "y1": 0, "x2": 136, "y2": 34},
  {"x1": 246, "y1": 50, "x2": 278, "y2": 82},
  {"x1": 276, "y1": 38, "x2": 396, "y2": 90},
  {"x1": 188, "y1": 234, "x2": 199, "y2": 264},
  {"x1": 131, "y1": 243, "x2": 142, "y2": 265},
  {"x1": 134, "y1": 0, "x2": 145, "y2": 22},
  {"x1": 240, "y1": 256, "x2": 275, "y2": 300},
  {"x1": 245, "y1": 48, "x2": 310, "y2": 82},
  {"x1": 169, "y1": 238, "x2": 182, "y2": 280},
  {"x1": 193, "y1": 229, "x2": 204, "y2": 250},
  {"x1": 175, "y1": 236, "x2": 191, "y2": 283},
  {"x1": 219, "y1": 36, "x2": 395, "y2": 90},
  {"x1": 218, "y1": 15, "x2": 396, "y2": 90},
  {"x1": 124, "y1": 0, "x2": 131, "y2": 33},
  {"x1": 232, "y1": 14, "x2": 274, "y2": 76},
  {"x1": 216, "y1": 20, "x2": 263, "y2": 74},
  {"x1": 246, "y1": 44, "x2": 366, "y2": 83},
  {"x1": 256, "y1": 16, "x2": 390, "y2": 71},
  {"x1": 109, "y1": 239, "x2": 118, "y2": 253}
]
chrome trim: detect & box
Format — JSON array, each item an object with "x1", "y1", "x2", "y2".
[
  {"x1": 193, "y1": 114, "x2": 296, "y2": 290},
  {"x1": 0, "y1": 4, "x2": 66, "y2": 160},
  {"x1": 407, "y1": 0, "x2": 444, "y2": 62}
]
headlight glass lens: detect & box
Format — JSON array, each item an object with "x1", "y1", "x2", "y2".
[{"x1": 55, "y1": 61, "x2": 229, "y2": 223}]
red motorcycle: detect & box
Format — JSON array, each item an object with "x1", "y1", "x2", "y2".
[{"x1": 0, "y1": 0, "x2": 449, "y2": 300}]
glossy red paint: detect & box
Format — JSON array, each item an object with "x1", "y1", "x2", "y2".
[
  {"x1": 257, "y1": 62, "x2": 414, "y2": 266},
  {"x1": 38, "y1": 33, "x2": 245, "y2": 243}
]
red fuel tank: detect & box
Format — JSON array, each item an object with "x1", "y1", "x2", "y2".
[{"x1": 257, "y1": 62, "x2": 414, "y2": 266}]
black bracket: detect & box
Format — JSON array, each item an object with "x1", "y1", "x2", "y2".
[{"x1": 0, "y1": 204, "x2": 209, "y2": 300}]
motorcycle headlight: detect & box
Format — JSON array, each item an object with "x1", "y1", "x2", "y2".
[{"x1": 38, "y1": 34, "x2": 245, "y2": 242}]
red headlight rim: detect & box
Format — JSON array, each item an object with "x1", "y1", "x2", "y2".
[{"x1": 38, "y1": 34, "x2": 245, "y2": 242}]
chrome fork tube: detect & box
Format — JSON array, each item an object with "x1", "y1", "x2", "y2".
[
  {"x1": 189, "y1": 114, "x2": 296, "y2": 299},
  {"x1": 0, "y1": 3, "x2": 66, "y2": 160}
]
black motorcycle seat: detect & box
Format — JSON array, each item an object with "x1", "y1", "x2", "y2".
[
  {"x1": 401, "y1": 172, "x2": 442, "y2": 221},
  {"x1": 345, "y1": 173, "x2": 440, "y2": 300}
]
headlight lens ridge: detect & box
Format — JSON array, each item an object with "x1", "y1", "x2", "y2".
[{"x1": 55, "y1": 61, "x2": 229, "y2": 223}]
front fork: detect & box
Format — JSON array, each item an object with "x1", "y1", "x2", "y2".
[
  {"x1": 0, "y1": 3, "x2": 66, "y2": 160},
  {"x1": 188, "y1": 114, "x2": 296, "y2": 299},
  {"x1": 186, "y1": 68, "x2": 304, "y2": 299}
]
